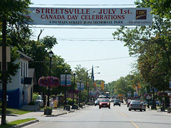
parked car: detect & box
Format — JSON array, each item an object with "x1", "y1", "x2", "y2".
[
  {"x1": 99, "y1": 99, "x2": 110, "y2": 109},
  {"x1": 95, "y1": 100, "x2": 100, "y2": 106},
  {"x1": 140, "y1": 102, "x2": 146, "y2": 111},
  {"x1": 35, "y1": 95, "x2": 43, "y2": 107},
  {"x1": 113, "y1": 99, "x2": 121, "y2": 106},
  {"x1": 129, "y1": 100, "x2": 146, "y2": 111}
]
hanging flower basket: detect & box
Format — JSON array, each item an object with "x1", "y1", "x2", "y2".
[{"x1": 38, "y1": 76, "x2": 60, "y2": 87}]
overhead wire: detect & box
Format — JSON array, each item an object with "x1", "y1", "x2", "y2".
[{"x1": 66, "y1": 56, "x2": 136, "y2": 63}]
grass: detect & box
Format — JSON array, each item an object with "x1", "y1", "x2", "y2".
[
  {"x1": 0, "y1": 118, "x2": 36, "y2": 128},
  {"x1": 0, "y1": 108, "x2": 31, "y2": 115}
]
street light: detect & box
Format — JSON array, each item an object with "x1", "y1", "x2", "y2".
[
  {"x1": 79, "y1": 79, "x2": 81, "y2": 107},
  {"x1": 47, "y1": 50, "x2": 53, "y2": 107}
]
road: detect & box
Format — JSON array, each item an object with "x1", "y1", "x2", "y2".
[{"x1": 24, "y1": 104, "x2": 171, "y2": 128}]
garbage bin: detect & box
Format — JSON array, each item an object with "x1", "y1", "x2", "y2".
[{"x1": 54, "y1": 100, "x2": 57, "y2": 108}]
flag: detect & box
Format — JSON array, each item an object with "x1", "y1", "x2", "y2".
[{"x1": 101, "y1": 81, "x2": 104, "y2": 90}]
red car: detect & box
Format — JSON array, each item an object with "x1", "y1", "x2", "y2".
[{"x1": 99, "y1": 99, "x2": 110, "y2": 109}]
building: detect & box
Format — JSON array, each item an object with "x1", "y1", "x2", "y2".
[{"x1": 0, "y1": 51, "x2": 35, "y2": 109}]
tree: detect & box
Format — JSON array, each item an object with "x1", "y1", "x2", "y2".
[
  {"x1": 0, "y1": 0, "x2": 31, "y2": 125},
  {"x1": 112, "y1": 15, "x2": 171, "y2": 91}
]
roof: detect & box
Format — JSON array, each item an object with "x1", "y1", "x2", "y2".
[{"x1": 18, "y1": 50, "x2": 33, "y2": 61}]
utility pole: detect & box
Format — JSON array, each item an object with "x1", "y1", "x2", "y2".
[{"x1": 1, "y1": 18, "x2": 7, "y2": 125}]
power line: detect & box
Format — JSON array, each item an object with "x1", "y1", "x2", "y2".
[
  {"x1": 59, "y1": 39, "x2": 116, "y2": 41},
  {"x1": 67, "y1": 56, "x2": 135, "y2": 63}
]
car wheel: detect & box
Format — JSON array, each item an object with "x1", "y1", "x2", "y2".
[
  {"x1": 140, "y1": 109, "x2": 142, "y2": 112},
  {"x1": 144, "y1": 109, "x2": 146, "y2": 111},
  {"x1": 109, "y1": 107, "x2": 110, "y2": 109},
  {"x1": 129, "y1": 109, "x2": 131, "y2": 111},
  {"x1": 99, "y1": 107, "x2": 101, "y2": 109}
]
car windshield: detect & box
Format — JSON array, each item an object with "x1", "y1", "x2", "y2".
[
  {"x1": 115, "y1": 100, "x2": 120, "y2": 102},
  {"x1": 131, "y1": 101, "x2": 141, "y2": 104},
  {"x1": 101, "y1": 99, "x2": 109, "y2": 102}
]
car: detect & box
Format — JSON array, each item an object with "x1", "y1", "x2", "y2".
[
  {"x1": 129, "y1": 100, "x2": 146, "y2": 111},
  {"x1": 110, "y1": 98, "x2": 116, "y2": 102},
  {"x1": 99, "y1": 99, "x2": 110, "y2": 109},
  {"x1": 95, "y1": 100, "x2": 100, "y2": 106},
  {"x1": 113, "y1": 99, "x2": 121, "y2": 106},
  {"x1": 35, "y1": 95, "x2": 43, "y2": 107},
  {"x1": 140, "y1": 102, "x2": 146, "y2": 111}
]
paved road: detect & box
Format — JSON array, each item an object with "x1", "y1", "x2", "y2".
[{"x1": 24, "y1": 104, "x2": 171, "y2": 128}]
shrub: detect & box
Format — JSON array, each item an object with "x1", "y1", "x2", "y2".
[{"x1": 67, "y1": 98, "x2": 76, "y2": 105}]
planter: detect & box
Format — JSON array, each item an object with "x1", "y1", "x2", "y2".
[
  {"x1": 64, "y1": 105, "x2": 71, "y2": 111},
  {"x1": 72, "y1": 105, "x2": 78, "y2": 109},
  {"x1": 44, "y1": 108, "x2": 52, "y2": 115}
]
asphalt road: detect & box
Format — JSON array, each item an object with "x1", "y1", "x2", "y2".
[{"x1": 24, "y1": 104, "x2": 171, "y2": 128}]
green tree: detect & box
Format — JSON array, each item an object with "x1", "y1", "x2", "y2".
[
  {"x1": 0, "y1": 0, "x2": 31, "y2": 83},
  {"x1": 112, "y1": 15, "x2": 171, "y2": 91}
]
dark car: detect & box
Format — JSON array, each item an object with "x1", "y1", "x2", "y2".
[
  {"x1": 113, "y1": 99, "x2": 121, "y2": 106},
  {"x1": 95, "y1": 100, "x2": 100, "y2": 106},
  {"x1": 99, "y1": 99, "x2": 110, "y2": 109}
]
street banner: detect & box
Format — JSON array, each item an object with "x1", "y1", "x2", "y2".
[
  {"x1": 77, "y1": 83, "x2": 84, "y2": 91},
  {"x1": 60, "y1": 74, "x2": 65, "y2": 86},
  {"x1": 28, "y1": 7, "x2": 152, "y2": 26},
  {"x1": 101, "y1": 81, "x2": 104, "y2": 90},
  {"x1": 138, "y1": 82, "x2": 141, "y2": 89},
  {"x1": 60, "y1": 74, "x2": 71, "y2": 86},
  {"x1": 67, "y1": 74, "x2": 71, "y2": 86},
  {"x1": 134, "y1": 92, "x2": 138, "y2": 97},
  {"x1": 127, "y1": 93, "x2": 131, "y2": 97},
  {"x1": 169, "y1": 81, "x2": 171, "y2": 89}
]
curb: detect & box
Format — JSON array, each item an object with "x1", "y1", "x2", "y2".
[{"x1": 10, "y1": 119, "x2": 39, "y2": 128}]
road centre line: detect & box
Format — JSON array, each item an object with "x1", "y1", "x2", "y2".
[
  {"x1": 130, "y1": 120, "x2": 139, "y2": 128},
  {"x1": 119, "y1": 111, "x2": 127, "y2": 118},
  {"x1": 116, "y1": 108, "x2": 139, "y2": 128}
]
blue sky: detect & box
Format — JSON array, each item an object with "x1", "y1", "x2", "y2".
[{"x1": 30, "y1": 0, "x2": 137, "y2": 83}]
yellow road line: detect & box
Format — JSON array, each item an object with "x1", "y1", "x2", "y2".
[
  {"x1": 130, "y1": 120, "x2": 139, "y2": 128},
  {"x1": 119, "y1": 111, "x2": 127, "y2": 118},
  {"x1": 116, "y1": 108, "x2": 139, "y2": 128}
]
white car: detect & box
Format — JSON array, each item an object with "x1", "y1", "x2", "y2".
[
  {"x1": 129, "y1": 100, "x2": 146, "y2": 111},
  {"x1": 35, "y1": 95, "x2": 43, "y2": 107}
]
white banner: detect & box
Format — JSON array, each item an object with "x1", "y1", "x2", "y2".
[{"x1": 28, "y1": 7, "x2": 152, "y2": 26}]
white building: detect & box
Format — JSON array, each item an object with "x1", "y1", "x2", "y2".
[{"x1": 1, "y1": 51, "x2": 35, "y2": 109}]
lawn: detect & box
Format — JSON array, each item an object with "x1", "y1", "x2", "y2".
[
  {"x1": 0, "y1": 118, "x2": 37, "y2": 128},
  {"x1": 0, "y1": 108, "x2": 32, "y2": 115}
]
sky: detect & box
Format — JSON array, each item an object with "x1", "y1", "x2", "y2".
[{"x1": 30, "y1": 0, "x2": 137, "y2": 84}]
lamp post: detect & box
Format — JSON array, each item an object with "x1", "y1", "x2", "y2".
[
  {"x1": 79, "y1": 79, "x2": 81, "y2": 107},
  {"x1": 47, "y1": 51, "x2": 53, "y2": 107},
  {"x1": 64, "y1": 69, "x2": 67, "y2": 106}
]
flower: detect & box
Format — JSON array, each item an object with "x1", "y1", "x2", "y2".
[{"x1": 38, "y1": 76, "x2": 60, "y2": 87}]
